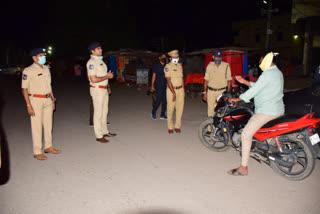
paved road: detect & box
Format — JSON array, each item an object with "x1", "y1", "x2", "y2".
[{"x1": 0, "y1": 76, "x2": 319, "y2": 214}]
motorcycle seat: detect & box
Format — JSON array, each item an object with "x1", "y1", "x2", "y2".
[{"x1": 261, "y1": 114, "x2": 304, "y2": 128}]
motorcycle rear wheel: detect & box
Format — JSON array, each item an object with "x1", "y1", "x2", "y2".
[
  {"x1": 269, "y1": 134, "x2": 315, "y2": 181},
  {"x1": 198, "y1": 118, "x2": 231, "y2": 152}
]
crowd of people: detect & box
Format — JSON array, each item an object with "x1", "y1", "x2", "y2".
[{"x1": 21, "y1": 43, "x2": 285, "y2": 177}]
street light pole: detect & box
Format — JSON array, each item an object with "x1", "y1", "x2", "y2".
[{"x1": 265, "y1": 0, "x2": 272, "y2": 51}]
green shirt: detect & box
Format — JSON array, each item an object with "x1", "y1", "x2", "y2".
[{"x1": 240, "y1": 65, "x2": 284, "y2": 116}]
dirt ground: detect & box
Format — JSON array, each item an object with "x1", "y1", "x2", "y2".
[{"x1": 0, "y1": 75, "x2": 319, "y2": 214}]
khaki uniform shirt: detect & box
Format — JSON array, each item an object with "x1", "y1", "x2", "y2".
[
  {"x1": 164, "y1": 62, "x2": 183, "y2": 87},
  {"x1": 86, "y1": 55, "x2": 108, "y2": 87},
  {"x1": 204, "y1": 61, "x2": 232, "y2": 88},
  {"x1": 21, "y1": 63, "x2": 52, "y2": 94}
]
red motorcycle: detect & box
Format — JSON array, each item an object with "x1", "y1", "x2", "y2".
[{"x1": 199, "y1": 92, "x2": 320, "y2": 180}]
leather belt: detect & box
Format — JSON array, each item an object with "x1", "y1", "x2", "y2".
[
  {"x1": 90, "y1": 85, "x2": 107, "y2": 89},
  {"x1": 208, "y1": 86, "x2": 226, "y2": 91},
  {"x1": 29, "y1": 94, "x2": 50, "y2": 98},
  {"x1": 173, "y1": 86, "x2": 183, "y2": 89}
]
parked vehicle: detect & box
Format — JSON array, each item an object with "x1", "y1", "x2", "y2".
[
  {"x1": 0, "y1": 64, "x2": 23, "y2": 76},
  {"x1": 199, "y1": 91, "x2": 320, "y2": 181},
  {"x1": 284, "y1": 84, "x2": 320, "y2": 118}
]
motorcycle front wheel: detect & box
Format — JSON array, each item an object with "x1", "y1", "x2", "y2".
[
  {"x1": 198, "y1": 118, "x2": 231, "y2": 152},
  {"x1": 269, "y1": 133, "x2": 315, "y2": 181}
]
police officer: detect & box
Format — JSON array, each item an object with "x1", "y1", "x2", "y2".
[
  {"x1": 150, "y1": 53, "x2": 167, "y2": 120},
  {"x1": 203, "y1": 50, "x2": 232, "y2": 117},
  {"x1": 87, "y1": 42, "x2": 116, "y2": 143},
  {"x1": 164, "y1": 50, "x2": 184, "y2": 134},
  {"x1": 22, "y1": 48, "x2": 61, "y2": 160}
]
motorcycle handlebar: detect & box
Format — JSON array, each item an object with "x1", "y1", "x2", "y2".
[
  {"x1": 228, "y1": 101, "x2": 235, "y2": 107},
  {"x1": 225, "y1": 98, "x2": 236, "y2": 107}
]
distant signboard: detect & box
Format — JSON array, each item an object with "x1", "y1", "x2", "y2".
[{"x1": 136, "y1": 69, "x2": 149, "y2": 84}]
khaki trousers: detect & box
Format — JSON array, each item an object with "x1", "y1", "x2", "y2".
[
  {"x1": 30, "y1": 97, "x2": 53, "y2": 155},
  {"x1": 241, "y1": 113, "x2": 280, "y2": 166},
  {"x1": 207, "y1": 90, "x2": 224, "y2": 117},
  {"x1": 91, "y1": 88, "x2": 109, "y2": 138},
  {"x1": 166, "y1": 88, "x2": 184, "y2": 130}
]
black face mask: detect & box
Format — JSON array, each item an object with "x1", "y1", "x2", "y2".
[{"x1": 161, "y1": 58, "x2": 166, "y2": 63}]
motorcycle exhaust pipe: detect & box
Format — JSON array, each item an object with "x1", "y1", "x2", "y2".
[{"x1": 268, "y1": 154, "x2": 294, "y2": 168}]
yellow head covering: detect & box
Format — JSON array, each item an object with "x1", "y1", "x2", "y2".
[{"x1": 259, "y1": 52, "x2": 279, "y2": 71}]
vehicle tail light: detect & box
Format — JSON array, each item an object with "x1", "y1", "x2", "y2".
[{"x1": 307, "y1": 124, "x2": 318, "y2": 130}]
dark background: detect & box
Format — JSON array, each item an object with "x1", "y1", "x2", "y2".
[{"x1": 0, "y1": 0, "x2": 292, "y2": 58}]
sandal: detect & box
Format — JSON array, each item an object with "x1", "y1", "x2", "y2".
[{"x1": 228, "y1": 168, "x2": 248, "y2": 176}]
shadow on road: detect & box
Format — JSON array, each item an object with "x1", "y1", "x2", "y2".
[
  {"x1": 0, "y1": 89, "x2": 10, "y2": 185},
  {"x1": 124, "y1": 209, "x2": 187, "y2": 214}
]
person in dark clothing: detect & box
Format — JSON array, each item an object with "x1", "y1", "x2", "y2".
[
  {"x1": 313, "y1": 65, "x2": 320, "y2": 86},
  {"x1": 150, "y1": 53, "x2": 167, "y2": 120}
]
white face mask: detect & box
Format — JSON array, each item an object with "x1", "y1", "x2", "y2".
[{"x1": 172, "y1": 58, "x2": 179, "y2": 64}]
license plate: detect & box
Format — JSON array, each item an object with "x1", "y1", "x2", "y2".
[{"x1": 309, "y1": 133, "x2": 320, "y2": 145}]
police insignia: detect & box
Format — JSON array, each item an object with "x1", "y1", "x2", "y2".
[
  {"x1": 22, "y1": 74, "x2": 28, "y2": 80},
  {"x1": 165, "y1": 68, "x2": 169, "y2": 72},
  {"x1": 89, "y1": 65, "x2": 94, "y2": 70}
]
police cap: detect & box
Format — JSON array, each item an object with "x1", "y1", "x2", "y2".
[
  {"x1": 88, "y1": 42, "x2": 101, "y2": 51},
  {"x1": 213, "y1": 50, "x2": 223, "y2": 58},
  {"x1": 168, "y1": 50, "x2": 179, "y2": 58},
  {"x1": 29, "y1": 48, "x2": 44, "y2": 56}
]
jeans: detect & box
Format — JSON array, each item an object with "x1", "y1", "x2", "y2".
[{"x1": 152, "y1": 86, "x2": 167, "y2": 116}]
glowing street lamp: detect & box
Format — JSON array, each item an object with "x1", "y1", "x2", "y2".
[{"x1": 293, "y1": 35, "x2": 299, "y2": 40}]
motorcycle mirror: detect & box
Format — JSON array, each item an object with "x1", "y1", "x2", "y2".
[{"x1": 216, "y1": 94, "x2": 223, "y2": 102}]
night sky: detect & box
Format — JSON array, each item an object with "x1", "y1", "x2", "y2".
[{"x1": 1, "y1": 0, "x2": 292, "y2": 57}]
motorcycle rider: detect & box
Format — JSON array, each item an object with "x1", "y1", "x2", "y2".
[{"x1": 227, "y1": 52, "x2": 284, "y2": 176}]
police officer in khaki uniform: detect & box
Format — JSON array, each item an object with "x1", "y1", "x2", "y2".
[
  {"x1": 203, "y1": 50, "x2": 232, "y2": 117},
  {"x1": 22, "y1": 48, "x2": 61, "y2": 160},
  {"x1": 164, "y1": 50, "x2": 184, "y2": 134},
  {"x1": 87, "y1": 42, "x2": 116, "y2": 143}
]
